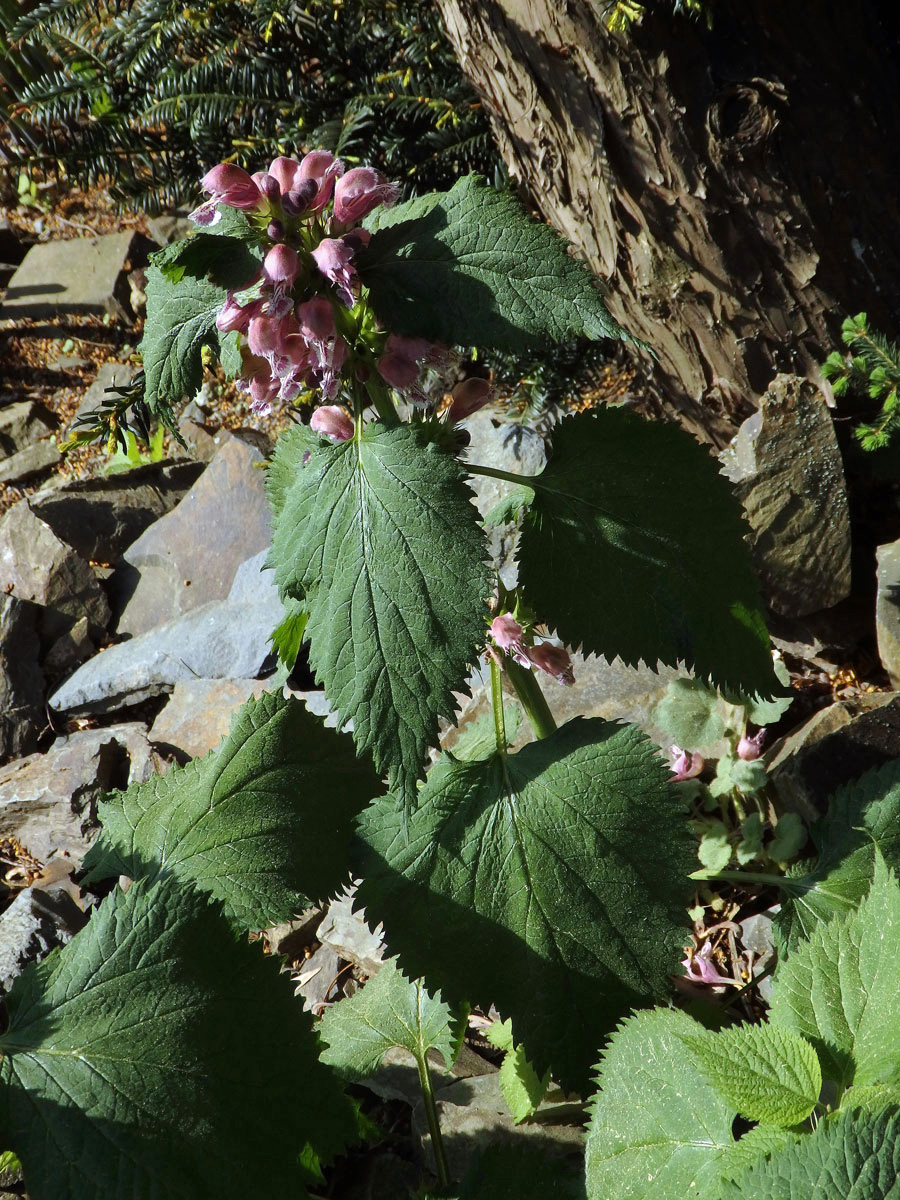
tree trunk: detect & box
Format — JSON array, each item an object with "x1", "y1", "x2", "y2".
[{"x1": 436, "y1": 0, "x2": 900, "y2": 445}]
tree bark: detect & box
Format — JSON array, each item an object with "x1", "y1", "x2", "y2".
[{"x1": 436, "y1": 0, "x2": 900, "y2": 445}]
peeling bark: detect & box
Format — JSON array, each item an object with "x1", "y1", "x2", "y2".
[{"x1": 436, "y1": 0, "x2": 900, "y2": 444}]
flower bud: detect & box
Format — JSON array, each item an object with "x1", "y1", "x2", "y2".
[
  {"x1": 268, "y1": 156, "x2": 303, "y2": 195},
  {"x1": 491, "y1": 613, "x2": 524, "y2": 652},
  {"x1": 282, "y1": 180, "x2": 318, "y2": 216},
  {"x1": 376, "y1": 352, "x2": 420, "y2": 390},
  {"x1": 297, "y1": 150, "x2": 343, "y2": 213},
  {"x1": 448, "y1": 377, "x2": 493, "y2": 422},
  {"x1": 267, "y1": 219, "x2": 285, "y2": 242},
  {"x1": 737, "y1": 730, "x2": 766, "y2": 761},
  {"x1": 333, "y1": 167, "x2": 400, "y2": 227},
  {"x1": 526, "y1": 643, "x2": 575, "y2": 686},
  {"x1": 199, "y1": 163, "x2": 264, "y2": 210},
  {"x1": 311, "y1": 405, "x2": 354, "y2": 442},
  {"x1": 263, "y1": 244, "x2": 300, "y2": 287}
]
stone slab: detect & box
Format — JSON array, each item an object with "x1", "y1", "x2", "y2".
[
  {"x1": 0, "y1": 398, "x2": 57, "y2": 456},
  {"x1": 0, "y1": 231, "x2": 141, "y2": 320},
  {"x1": 0, "y1": 438, "x2": 60, "y2": 484},
  {"x1": 0, "y1": 593, "x2": 44, "y2": 761},
  {"x1": 876, "y1": 538, "x2": 900, "y2": 687},
  {"x1": 149, "y1": 677, "x2": 270, "y2": 759}
]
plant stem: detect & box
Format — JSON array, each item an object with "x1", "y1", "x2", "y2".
[
  {"x1": 415, "y1": 1033, "x2": 450, "y2": 1191},
  {"x1": 490, "y1": 652, "x2": 507, "y2": 755},
  {"x1": 466, "y1": 461, "x2": 539, "y2": 487},
  {"x1": 364, "y1": 376, "x2": 400, "y2": 426},
  {"x1": 704, "y1": 869, "x2": 785, "y2": 887},
  {"x1": 505, "y1": 658, "x2": 557, "y2": 740}
]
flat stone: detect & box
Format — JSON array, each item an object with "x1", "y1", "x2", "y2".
[
  {"x1": 317, "y1": 885, "x2": 385, "y2": 977},
  {"x1": 150, "y1": 677, "x2": 269, "y2": 759},
  {"x1": 115, "y1": 433, "x2": 273, "y2": 637},
  {"x1": 0, "y1": 723, "x2": 153, "y2": 863},
  {"x1": 265, "y1": 908, "x2": 322, "y2": 960},
  {"x1": 876, "y1": 539, "x2": 900, "y2": 687},
  {"x1": 461, "y1": 408, "x2": 547, "y2": 587},
  {"x1": 0, "y1": 438, "x2": 60, "y2": 484},
  {"x1": 719, "y1": 374, "x2": 851, "y2": 616},
  {"x1": 145, "y1": 212, "x2": 194, "y2": 246},
  {"x1": 0, "y1": 594, "x2": 44, "y2": 761},
  {"x1": 0, "y1": 398, "x2": 57, "y2": 455},
  {"x1": 49, "y1": 554, "x2": 282, "y2": 714},
  {"x1": 0, "y1": 501, "x2": 110, "y2": 643},
  {"x1": 294, "y1": 943, "x2": 342, "y2": 1013},
  {"x1": 29, "y1": 458, "x2": 204, "y2": 564},
  {"x1": 0, "y1": 884, "x2": 87, "y2": 996},
  {"x1": 43, "y1": 614, "x2": 94, "y2": 683},
  {"x1": 73, "y1": 361, "x2": 138, "y2": 422},
  {"x1": 0, "y1": 231, "x2": 141, "y2": 320}
]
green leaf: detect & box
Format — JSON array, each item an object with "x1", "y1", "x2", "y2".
[
  {"x1": 269, "y1": 598, "x2": 308, "y2": 670},
  {"x1": 515, "y1": 409, "x2": 778, "y2": 699},
  {"x1": 456, "y1": 1143, "x2": 586, "y2": 1199},
  {"x1": 654, "y1": 678, "x2": 727, "y2": 750},
  {"x1": 0, "y1": 875, "x2": 353, "y2": 1200},
  {"x1": 767, "y1": 811, "x2": 806, "y2": 863},
  {"x1": 586, "y1": 1007, "x2": 736, "y2": 1200},
  {"x1": 358, "y1": 174, "x2": 635, "y2": 352},
  {"x1": 776, "y1": 761, "x2": 900, "y2": 950},
  {"x1": 486, "y1": 1019, "x2": 551, "y2": 1123},
  {"x1": 451, "y1": 703, "x2": 521, "y2": 761},
  {"x1": 724, "y1": 658, "x2": 793, "y2": 726},
  {"x1": 719, "y1": 1107, "x2": 900, "y2": 1199},
  {"x1": 770, "y1": 855, "x2": 900, "y2": 1091},
  {"x1": 82, "y1": 691, "x2": 381, "y2": 931},
  {"x1": 736, "y1": 812, "x2": 765, "y2": 865},
  {"x1": 355, "y1": 719, "x2": 693, "y2": 1092},
  {"x1": 319, "y1": 958, "x2": 458, "y2": 1081},
  {"x1": 716, "y1": 1125, "x2": 795, "y2": 1185},
  {"x1": 679, "y1": 1023, "x2": 822, "y2": 1126},
  {"x1": 697, "y1": 820, "x2": 733, "y2": 873},
  {"x1": 268, "y1": 421, "x2": 491, "y2": 802}
]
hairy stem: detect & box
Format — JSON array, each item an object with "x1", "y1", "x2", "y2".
[
  {"x1": 415, "y1": 983, "x2": 451, "y2": 1191},
  {"x1": 505, "y1": 658, "x2": 557, "y2": 740},
  {"x1": 490, "y1": 651, "x2": 507, "y2": 755},
  {"x1": 466, "y1": 461, "x2": 539, "y2": 487}
]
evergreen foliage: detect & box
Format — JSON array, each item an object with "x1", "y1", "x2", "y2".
[{"x1": 822, "y1": 313, "x2": 900, "y2": 450}]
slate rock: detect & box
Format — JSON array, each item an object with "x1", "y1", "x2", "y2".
[
  {"x1": 317, "y1": 885, "x2": 385, "y2": 977},
  {"x1": 114, "y1": 433, "x2": 273, "y2": 637},
  {"x1": 0, "y1": 884, "x2": 87, "y2": 997},
  {"x1": 0, "y1": 231, "x2": 143, "y2": 320},
  {"x1": 876, "y1": 538, "x2": 900, "y2": 687},
  {"x1": 145, "y1": 212, "x2": 194, "y2": 246},
  {"x1": 29, "y1": 458, "x2": 204, "y2": 563},
  {"x1": 149, "y1": 677, "x2": 269, "y2": 759},
  {"x1": 0, "y1": 398, "x2": 57, "y2": 455},
  {"x1": 49, "y1": 552, "x2": 282, "y2": 713},
  {"x1": 0, "y1": 723, "x2": 153, "y2": 863},
  {"x1": 719, "y1": 374, "x2": 851, "y2": 616},
  {"x1": 0, "y1": 500, "x2": 110, "y2": 642},
  {"x1": 0, "y1": 594, "x2": 44, "y2": 761},
  {"x1": 294, "y1": 943, "x2": 342, "y2": 1013},
  {"x1": 73, "y1": 360, "x2": 138, "y2": 422},
  {"x1": 43, "y1": 614, "x2": 94, "y2": 682},
  {"x1": 461, "y1": 408, "x2": 547, "y2": 587},
  {"x1": 0, "y1": 437, "x2": 60, "y2": 484}
]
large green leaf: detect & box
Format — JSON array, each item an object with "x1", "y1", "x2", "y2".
[
  {"x1": 0, "y1": 874, "x2": 353, "y2": 1200},
  {"x1": 770, "y1": 855, "x2": 900, "y2": 1091},
  {"x1": 354, "y1": 718, "x2": 693, "y2": 1092},
  {"x1": 455, "y1": 1144, "x2": 586, "y2": 1199},
  {"x1": 515, "y1": 409, "x2": 778, "y2": 698},
  {"x1": 486, "y1": 1019, "x2": 551, "y2": 1124},
  {"x1": 719, "y1": 1107, "x2": 900, "y2": 1199},
  {"x1": 319, "y1": 958, "x2": 459, "y2": 1081},
  {"x1": 358, "y1": 174, "x2": 634, "y2": 352},
  {"x1": 776, "y1": 761, "x2": 900, "y2": 950},
  {"x1": 268, "y1": 421, "x2": 491, "y2": 802},
  {"x1": 82, "y1": 690, "x2": 381, "y2": 931},
  {"x1": 585, "y1": 1007, "x2": 737, "y2": 1200}
]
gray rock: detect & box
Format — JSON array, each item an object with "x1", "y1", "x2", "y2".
[
  {"x1": 49, "y1": 555, "x2": 282, "y2": 713},
  {"x1": 0, "y1": 723, "x2": 152, "y2": 863},
  {"x1": 73, "y1": 360, "x2": 138, "y2": 422},
  {"x1": 115, "y1": 433, "x2": 273, "y2": 638},
  {"x1": 29, "y1": 458, "x2": 204, "y2": 563},
  {"x1": 0, "y1": 501, "x2": 110, "y2": 642},
  {"x1": 43, "y1": 614, "x2": 94, "y2": 682},
  {"x1": 317, "y1": 885, "x2": 385, "y2": 977},
  {"x1": 177, "y1": 419, "x2": 222, "y2": 462},
  {"x1": 145, "y1": 212, "x2": 194, "y2": 246},
  {"x1": 265, "y1": 907, "x2": 321, "y2": 959},
  {"x1": 461, "y1": 408, "x2": 547, "y2": 587},
  {"x1": 0, "y1": 231, "x2": 141, "y2": 320},
  {"x1": 0, "y1": 884, "x2": 88, "y2": 996},
  {"x1": 0, "y1": 437, "x2": 60, "y2": 484},
  {"x1": 0, "y1": 398, "x2": 57, "y2": 455},
  {"x1": 876, "y1": 539, "x2": 900, "y2": 687},
  {"x1": 739, "y1": 909, "x2": 777, "y2": 1003},
  {"x1": 0, "y1": 594, "x2": 44, "y2": 760},
  {"x1": 719, "y1": 374, "x2": 851, "y2": 616},
  {"x1": 294, "y1": 943, "x2": 342, "y2": 1013},
  {"x1": 150, "y1": 677, "x2": 270, "y2": 759}
]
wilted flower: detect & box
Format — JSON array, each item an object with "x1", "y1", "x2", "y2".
[
  {"x1": 737, "y1": 730, "x2": 766, "y2": 761},
  {"x1": 682, "y1": 941, "x2": 733, "y2": 987},
  {"x1": 490, "y1": 613, "x2": 530, "y2": 666},
  {"x1": 526, "y1": 642, "x2": 575, "y2": 686},
  {"x1": 448, "y1": 377, "x2": 493, "y2": 422},
  {"x1": 333, "y1": 167, "x2": 400, "y2": 228},
  {"x1": 668, "y1": 745, "x2": 704, "y2": 781},
  {"x1": 311, "y1": 405, "x2": 354, "y2": 442}
]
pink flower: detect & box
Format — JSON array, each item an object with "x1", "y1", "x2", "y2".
[
  {"x1": 297, "y1": 296, "x2": 335, "y2": 343},
  {"x1": 682, "y1": 941, "x2": 733, "y2": 987},
  {"x1": 737, "y1": 730, "x2": 766, "y2": 761},
  {"x1": 267, "y1": 156, "x2": 303, "y2": 195},
  {"x1": 312, "y1": 236, "x2": 360, "y2": 307},
  {"x1": 311, "y1": 405, "x2": 354, "y2": 442},
  {"x1": 295, "y1": 297, "x2": 347, "y2": 399},
  {"x1": 247, "y1": 372, "x2": 280, "y2": 417},
  {"x1": 281, "y1": 151, "x2": 343, "y2": 215},
  {"x1": 668, "y1": 746, "x2": 705, "y2": 782},
  {"x1": 377, "y1": 351, "x2": 420, "y2": 390},
  {"x1": 376, "y1": 334, "x2": 442, "y2": 401},
  {"x1": 262, "y1": 244, "x2": 301, "y2": 317},
  {"x1": 526, "y1": 643, "x2": 575, "y2": 686},
  {"x1": 490, "y1": 613, "x2": 530, "y2": 666},
  {"x1": 333, "y1": 167, "x2": 400, "y2": 227},
  {"x1": 215, "y1": 293, "x2": 264, "y2": 334},
  {"x1": 448, "y1": 378, "x2": 493, "y2": 422},
  {"x1": 200, "y1": 164, "x2": 265, "y2": 210}
]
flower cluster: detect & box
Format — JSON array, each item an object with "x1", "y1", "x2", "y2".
[{"x1": 490, "y1": 613, "x2": 575, "y2": 686}]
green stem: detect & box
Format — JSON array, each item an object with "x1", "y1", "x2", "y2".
[
  {"x1": 466, "y1": 462, "x2": 539, "y2": 487},
  {"x1": 415, "y1": 1028, "x2": 450, "y2": 1191},
  {"x1": 702, "y1": 869, "x2": 785, "y2": 887},
  {"x1": 490, "y1": 653, "x2": 507, "y2": 755},
  {"x1": 364, "y1": 376, "x2": 400, "y2": 426},
  {"x1": 505, "y1": 658, "x2": 557, "y2": 740}
]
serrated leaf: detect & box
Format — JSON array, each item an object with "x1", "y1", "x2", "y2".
[
  {"x1": 456, "y1": 1143, "x2": 586, "y2": 1199},
  {"x1": 716, "y1": 1124, "x2": 795, "y2": 1184},
  {"x1": 727, "y1": 659, "x2": 793, "y2": 726},
  {"x1": 358, "y1": 174, "x2": 634, "y2": 352},
  {"x1": 680, "y1": 1023, "x2": 821, "y2": 1126},
  {"x1": 270, "y1": 598, "x2": 308, "y2": 669},
  {"x1": 268, "y1": 421, "x2": 491, "y2": 802},
  {"x1": 737, "y1": 813, "x2": 765, "y2": 864},
  {"x1": 82, "y1": 691, "x2": 381, "y2": 930},
  {"x1": 319, "y1": 958, "x2": 457, "y2": 1081},
  {"x1": 451, "y1": 703, "x2": 521, "y2": 761},
  {"x1": 770, "y1": 855, "x2": 900, "y2": 1091},
  {"x1": 776, "y1": 761, "x2": 900, "y2": 950},
  {"x1": 698, "y1": 821, "x2": 733, "y2": 872},
  {"x1": 355, "y1": 719, "x2": 693, "y2": 1092},
  {"x1": 654, "y1": 678, "x2": 727, "y2": 750},
  {"x1": 0, "y1": 874, "x2": 353, "y2": 1200},
  {"x1": 486, "y1": 1018, "x2": 551, "y2": 1123},
  {"x1": 719, "y1": 1107, "x2": 900, "y2": 1199},
  {"x1": 515, "y1": 409, "x2": 779, "y2": 699},
  {"x1": 586, "y1": 1007, "x2": 736, "y2": 1200}
]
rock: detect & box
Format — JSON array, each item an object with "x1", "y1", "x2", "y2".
[
  {"x1": 461, "y1": 408, "x2": 547, "y2": 587},
  {"x1": 0, "y1": 501, "x2": 110, "y2": 642},
  {"x1": 0, "y1": 724, "x2": 153, "y2": 863},
  {"x1": 0, "y1": 437, "x2": 60, "y2": 484},
  {"x1": 0, "y1": 594, "x2": 44, "y2": 760},
  {"x1": 43, "y1": 614, "x2": 94, "y2": 682},
  {"x1": 0, "y1": 884, "x2": 87, "y2": 995},
  {"x1": 73, "y1": 360, "x2": 138, "y2": 422},
  {"x1": 294, "y1": 943, "x2": 342, "y2": 1013},
  {"x1": 114, "y1": 433, "x2": 273, "y2": 638},
  {"x1": 0, "y1": 231, "x2": 143, "y2": 321},
  {"x1": 145, "y1": 212, "x2": 194, "y2": 246},
  {"x1": 766, "y1": 693, "x2": 900, "y2": 819},
  {"x1": 177, "y1": 418, "x2": 221, "y2": 462},
  {"x1": 0, "y1": 215, "x2": 25, "y2": 267},
  {"x1": 719, "y1": 374, "x2": 851, "y2": 616},
  {"x1": 876, "y1": 539, "x2": 900, "y2": 686},
  {"x1": 0, "y1": 398, "x2": 57, "y2": 455},
  {"x1": 739, "y1": 909, "x2": 777, "y2": 1003},
  {"x1": 49, "y1": 554, "x2": 282, "y2": 714},
  {"x1": 29, "y1": 458, "x2": 204, "y2": 563},
  {"x1": 317, "y1": 885, "x2": 385, "y2": 977},
  {"x1": 150, "y1": 677, "x2": 270, "y2": 759}
]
